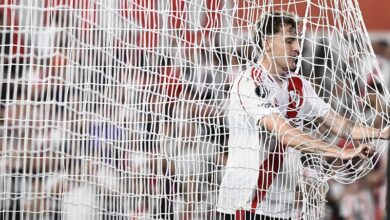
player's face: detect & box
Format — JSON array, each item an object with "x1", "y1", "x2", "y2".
[{"x1": 265, "y1": 25, "x2": 301, "y2": 73}]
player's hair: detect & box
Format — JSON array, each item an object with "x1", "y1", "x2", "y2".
[{"x1": 253, "y1": 11, "x2": 298, "y2": 51}]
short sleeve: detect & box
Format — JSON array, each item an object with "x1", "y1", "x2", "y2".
[
  {"x1": 302, "y1": 79, "x2": 331, "y2": 118},
  {"x1": 236, "y1": 76, "x2": 280, "y2": 122}
]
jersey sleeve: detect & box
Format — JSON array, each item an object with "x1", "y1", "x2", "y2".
[
  {"x1": 302, "y1": 78, "x2": 331, "y2": 118},
  {"x1": 236, "y1": 76, "x2": 280, "y2": 122}
]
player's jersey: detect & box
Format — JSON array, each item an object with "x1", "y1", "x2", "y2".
[{"x1": 217, "y1": 64, "x2": 331, "y2": 219}]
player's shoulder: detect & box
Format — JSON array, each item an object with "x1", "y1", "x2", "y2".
[
  {"x1": 234, "y1": 65, "x2": 265, "y2": 94},
  {"x1": 241, "y1": 64, "x2": 269, "y2": 85}
]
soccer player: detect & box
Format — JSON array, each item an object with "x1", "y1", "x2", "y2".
[{"x1": 216, "y1": 11, "x2": 390, "y2": 220}]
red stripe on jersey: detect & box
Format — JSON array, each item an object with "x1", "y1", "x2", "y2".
[
  {"x1": 286, "y1": 76, "x2": 304, "y2": 119},
  {"x1": 250, "y1": 142, "x2": 286, "y2": 212},
  {"x1": 251, "y1": 67, "x2": 263, "y2": 86},
  {"x1": 247, "y1": 76, "x2": 304, "y2": 213}
]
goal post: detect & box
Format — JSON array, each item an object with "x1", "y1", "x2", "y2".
[{"x1": 0, "y1": 0, "x2": 388, "y2": 219}]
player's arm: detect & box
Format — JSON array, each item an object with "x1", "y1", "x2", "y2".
[
  {"x1": 316, "y1": 109, "x2": 390, "y2": 141},
  {"x1": 260, "y1": 113, "x2": 373, "y2": 160}
]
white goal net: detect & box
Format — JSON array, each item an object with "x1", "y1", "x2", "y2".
[{"x1": 0, "y1": 0, "x2": 389, "y2": 220}]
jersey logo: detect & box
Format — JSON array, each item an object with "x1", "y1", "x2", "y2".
[
  {"x1": 288, "y1": 90, "x2": 301, "y2": 107},
  {"x1": 258, "y1": 102, "x2": 273, "y2": 109},
  {"x1": 255, "y1": 85, "x2": 269, "y2": 98}
]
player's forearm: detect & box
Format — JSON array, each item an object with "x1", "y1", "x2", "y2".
[
  {"x1": 282, "y1": 129, "x2": 341, "y2": 157},
  {"x1": 334, "y1": 117, "x2": 380, "y2": 140},
  {"x1": 320, "y1": 110, "x2": 381, "y2": 140},
  {"x1": 260, "y1": 114, "x2": 341, "y2": 157},
  {"x1": 349, "y1": 121, "x2": 380, "y2": 140}
]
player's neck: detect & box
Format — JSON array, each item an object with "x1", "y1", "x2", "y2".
[{"x1": 258, "y1": 57, "x2": 287, "y2": 86}]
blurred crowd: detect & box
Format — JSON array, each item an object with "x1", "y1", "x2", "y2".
[
  {"x1": 1, "y1": 1, "x2": 390, "y2": 220},
  {"x1": 0, "y1": 2, "x2": 233, "y2": 220}
]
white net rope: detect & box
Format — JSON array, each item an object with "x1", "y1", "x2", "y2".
[{"x1": 0, "y1": 0, "x2": 389, "y2": 220}]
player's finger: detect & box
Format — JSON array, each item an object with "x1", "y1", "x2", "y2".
[
  {"x1": 368, "y1": 146, "x2": 375, "y2": 155},
  {"x1": 359, "y1": 152, "x2": 368, "y2": 160},
  {"x1": 364, "y1": 145, "x2": 375, "y2": 156}
]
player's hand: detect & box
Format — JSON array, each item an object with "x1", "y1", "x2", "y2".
[
  {"x1": 339, "y1": 143, "x2": 374, "y2": 160},
  {"x1": 379, "y1": 126, "x2": 390, "y2": 140}
]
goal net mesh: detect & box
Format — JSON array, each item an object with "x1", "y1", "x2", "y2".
[{"x1": 0, "y1": 0, "x2": 388, "y2": 219}]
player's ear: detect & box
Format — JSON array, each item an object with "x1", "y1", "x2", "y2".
[{"x1": 264, "y1": 36, "x2": 272, "y2": 53}]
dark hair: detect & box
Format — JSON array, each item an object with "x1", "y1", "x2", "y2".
[{"x1": 253, "y1": 11, "x2": 298, "y2": 51}]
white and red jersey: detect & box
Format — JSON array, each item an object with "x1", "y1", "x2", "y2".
[{"x1": 217, "y1": 64, "x2": 331, "y2": 219}]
